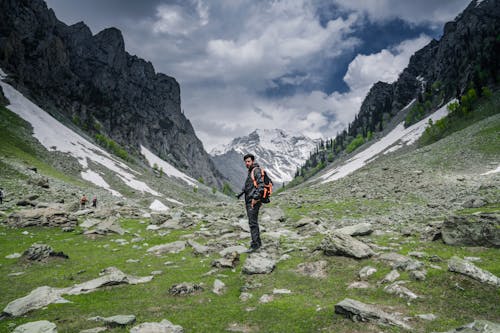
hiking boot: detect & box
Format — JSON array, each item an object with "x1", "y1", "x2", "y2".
[{"x1": 245, "y1": 246, "x2": 260, "y2": 253}]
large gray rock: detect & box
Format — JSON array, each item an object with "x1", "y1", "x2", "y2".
[
  {"x1": 147, "y1": 241, "x2": 186, "y2": 255},
  {"x1": 7, "y1": 208, "x2": 77, "y2": 228},
  {"x1": 13, "y1": 320, "x2": 57, "y2": 333},
  {"x1": 88, "y1": 314, "x2": 136, "y2": 326},
  {"x1": 442, "y1": 214, "x2": 500, "y2": 248},
  {"x1": 212, "y1": 252, "x2": 240, "y2": 269},
  {"x1": 462, "y1": 196, "x2": 488, "y2": 208},
  {"x1": 130, "y1": 319, "x2": 183, "y2": 333},
  {"x1": 448, "y1": 257, "x2": 500, "y2": 287},
  {"x1": 320, "y1": 231, "x2": 374, "y2": 259},
  {"x1": 242, "y1": 253, "x2": 276, "y2": 274},
  {"x1": 22, "y1": 243, "x2": 68, "y2": 261},
  {"x1": 438, "y1": 320, "x2": 500, "y2": 333},
  {"x1": 334, "y1": 298, "x2": 411, "y2": 330},
  {"x1": 2, "y1": 267, "x2": 152, "y2": 317},
  {"x1": 337, "y1": 223, "x2": 373, "y2": 236}
]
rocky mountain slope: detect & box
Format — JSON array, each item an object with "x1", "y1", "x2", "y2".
[
  {"x1": 211, "y1": 129, "x2": 317, "y2": 190},
  {"x1": 294, "y1": 0, "x2": 500, "y2": 183},
  {"x1": 0, "y1": 0, "x2": 224, "y2": 187}
]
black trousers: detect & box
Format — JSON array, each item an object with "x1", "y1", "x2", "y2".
[{"x1": 245, "y1": 201, "x2": 262, "y2": 248}]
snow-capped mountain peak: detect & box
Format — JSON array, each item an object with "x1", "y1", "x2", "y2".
[{"x1": 210, "y1": 129, "x2": 317, "y2": 189}]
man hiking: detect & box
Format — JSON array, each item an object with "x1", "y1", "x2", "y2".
[
  {"x1": 237, "y1": 153, "x2": 265, "y2": 253},
  {"x1": 80, "y1": 194, "x2": 88, "y2": 209},
  {"x1": 0, "y1": 188, "x2": 4, "y2": 204}
]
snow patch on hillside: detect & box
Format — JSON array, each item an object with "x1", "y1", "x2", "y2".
[
  {"x1": 149, "y1": 199, "x2": 169, "y2": 212},
  {"x1": 140, "y1": 145, "x2": 196, "y2": 186},
  {"x1": 0, "y1": 76, "x2": 160, "y2": 196},
  {"x1": 321, "y1": 100, "x2": 455, "y2": 183},
  {"x1": 481, "y1": 165, "x2": 500, "y2": 175}
]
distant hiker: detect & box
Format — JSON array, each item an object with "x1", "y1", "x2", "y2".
[
  {"x1": 92, "y1": 196, "x2": 97, "y2": 208},
  {"x1": 237, "y1": 153, "x2": 265, "y2": 253},
  {"x1": 0, "y1": 188, "x2": 4, "y2": 204},
  {"x1": 80, "y1": 194, "x2": 88, "y2": 209}
]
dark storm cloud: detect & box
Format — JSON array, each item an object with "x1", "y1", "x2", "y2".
[{"x1": 44, "y1": 0, "x2": 472, "y2": 150}]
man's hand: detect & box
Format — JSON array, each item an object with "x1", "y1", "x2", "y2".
[{"x1": 251, "y1": 198, "x2": 259, "y2": 208}]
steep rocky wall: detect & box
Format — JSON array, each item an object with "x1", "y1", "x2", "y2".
[{"x1": 0, "y1": 0, "x2": 224, "y2": 187}]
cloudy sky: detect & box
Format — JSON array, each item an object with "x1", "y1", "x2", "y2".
[{"x1": 45, "y1": 0, "x2": 470, "y2": 151}]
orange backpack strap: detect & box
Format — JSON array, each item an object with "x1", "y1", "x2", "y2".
[{"x1": 250, "y1": 167, "x2": 258, "y2": 188}]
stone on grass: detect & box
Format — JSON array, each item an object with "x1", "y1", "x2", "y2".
[
  {"x1": 212, "y1": 252, "x2": 240, "y2": 269},
  {"x1": 295, "y1": 261, "x2": 328, "y2": 279},
  {"x1": 88, "y1": 315, "x2": 136, "y2": 326},
  {"x1": 80, "y1": 328, "x2": 107, "y2": 333},
  {"x1": 409, "y1": 270, "x2": 427, "y2": 281},
  {"x1": 377, "y1": 253, "x2": 423, "y2": 271},
  {"x1": 358, "y1": 266, "x2": 377, "y2": 280},
  {"x1": 187, "y1": 240, "x2": 209, "y2": 255},
  {"x1": 416, "y1": 313, "x2": 437, "y2": 321},
  {"x1": 242, "y1": 254, "x2": 275, "y2": 275},
  {"x1": 379, "y1": 270, "x2": 400, "y2": 284},
  {"x1": 337, "y1": 223, "x2": 373, "y2": 236},
  {"x1": 129, "y1": 319, "x2": 183, "y2": 333},
  {"x1": 383, "y1": 281, "x2": 419, "y2": 300},
  {"x1": 334, "y1": 298, "x2": 411, "y2": 330},
  {"x1": 448, "y1": 256, "x2": 500, "y2": 287},
  {"x1": 168, "y1": 282, "x2": 203, "y2": 296},
  {"x1": 320, "y1": 231, "x2": 374, "y2": 259},
  {"x1": 13, "y1": 320, "x2": 57, "y2": 333},
  {"x1": 272, "y1": 289, "x2": 291, "y2": 294},
  {"x1": 219, "y1": 246, "x2": 247, "y2": 257},
  {"x1": 347, "y1": 281, "x2": 371, "y2": 289},
  {"x1": 259, "y1": 294, "x2": 273, "y2": 303},
  {"x1": 239, "y1": 292, "x2": 253, "y2": 302},
  {"x1": 23, "y1": 244, "x2": 68, "y2": 261},
  {"x1": 147, "y1": 241, "x2": 186, "y2": 255},
  {"x1": 442, "y1": 214, "x2": 500, "y2": 248},
  {"x1": 439, "y1": 320, "x2": 500, "y2": 333},
  {"x1": 2, "y1": 267, "x2": 152, "y2": 317},
  {"x1": 5, "y1": 253, "x2": 22, "y2": 259},
  {"x1": 213, "y1": 279, "x2": 226, "y2": 295}
]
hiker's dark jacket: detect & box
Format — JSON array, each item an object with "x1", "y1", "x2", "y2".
[{"x1": 242, "y1": 163, "x2": 264, "y2": 203}]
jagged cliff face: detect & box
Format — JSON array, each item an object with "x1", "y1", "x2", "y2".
[
  {"x1": 348, "y1": 0, "x2": 499, "y2": 138},
  {"x1": 0, "y1": 0, "x2": 223, "y2": 187}
]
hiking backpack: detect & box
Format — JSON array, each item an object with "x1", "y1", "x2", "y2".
[{"x1": 250, "y1": 167, "x2": 273, "y2": 203}]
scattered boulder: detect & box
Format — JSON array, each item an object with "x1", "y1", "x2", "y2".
[
  {"x1": 242, "y1": 253, "x2": 276, "y2": 275},
  {"x1": 416, "y1": 313, "x2": 437, "y2": 321},
  {"x1": 212, "y1": 252, "x2": 240, "y2": 269},
  {"x1": 130, "y1": 319, "x2": 183, "y2": 333},
  {"x1": 187, "y1": 239, "x2": 209, "y2": 255},
  {"x1": 259, "y1": 294, "x2": 274, "y2": 304},
  {"x1": 147, "y1": 241, "x2": 186, "y2": 255},
  {"x1": 83, "y1": 217, "x2": 125, "y2": 236},
  {"x1": 88, "y1": 315, "x2": 136, "y2": 326},
  {"x1": 80, "y1": 328, "x2": 107, "y2": 333},
  {"x1": 358, "y1": 266, "x2": 377, "y2": 280},
  {"x1": 376, "y1": 253, "x2": 423, "y2": 271},
  {"x1": 420, "y1": 221, "x2": 443, "y2": 241},
  {"x1": 213, "y1": 279, "x2": 226, "y2": 295},
  {"x1": 219, "y1": 245, "x2": 247, "y2": 257},
  {"x1": 347, "y1": 281, "x2": 371, "y2": 289},
  {"x1": 22, "y1": 243, "x2": 68, "y2": 262},
  {"x1": 409, "y1": 269, "x2": 427, "y2": 281},
  {"x1": 438, "y1": 320, "x2": 500, "y2": 333},
  {"x1": 334, "y1": 298, "x2": 411, "y2": 330},
  {"x1": 2, "y1": 267, "x2": 153, "y2": 317},
  {"x1": 239, "y1": 292, "x2": 253, "y2": 302},
  {"x1": 7, "y1": 208, "x2": 77, "y2": 228},
  {"x1": 13, "y1": 320, "x2": 57, "y2": 333},
  {"x1": 442, "y1": 214, "x2": 500, "y2": 248},
  {"x1": 379, "y1": 270, "x2": 400, "y2": 284},
  {"x1": 462, "y1": 196, "x2": 487, "y2": 208},
  {"x1": 168, "y1": 282, "x2": 203, "y2": 296},
  {"x1": 295, "y1": 261, "x2": 328, "y2": 279},
  {"x1": 383, "y1": 281, "x2": 419, "y2": 300},
  {"x1": 448, "y1": 256, "x2": 500, "y2": 287},
  {"x1": 320, "y1": 231, "x2": 374, "y2": 259},
  {"x1": 337, "y1": 223, "x2": 373, "y2": 236}
]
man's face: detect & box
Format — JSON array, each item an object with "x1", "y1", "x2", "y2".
[{"x1": 244, "y1": 157, "x2": 254, "y2": 169}]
